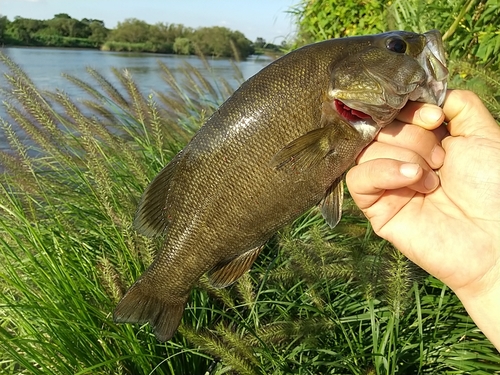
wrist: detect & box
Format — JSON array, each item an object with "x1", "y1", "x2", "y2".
[{"x1": 454, "y1": 270, "x2": 500, "y2": 351}]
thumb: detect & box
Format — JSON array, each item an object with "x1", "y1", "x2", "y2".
[{"x1": 443, "y1": 90, "x2": 499, "y2": 138}]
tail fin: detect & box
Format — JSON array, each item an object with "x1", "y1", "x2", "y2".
[{"x1": 113, "y1": 280, "x2": 187, "y2": 342}]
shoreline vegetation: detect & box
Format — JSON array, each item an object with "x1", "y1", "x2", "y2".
[{"x1": 0, "y1": 13, "x2": 285, "y2": 58}]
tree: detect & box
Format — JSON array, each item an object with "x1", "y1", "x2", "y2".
[
  {"x1": 173, "y1": 37, "x2": 191, "y2": 55},
  {"x1": 191, "y1": 26, "x2": 253, "y2": 58},
  {"x1": 45, "y1": 16, "x2": 88, "y2": 38},
  {"x1": 107, "y1": 18, "x2": 150, "y2": 43},
  {"x1": 54, "y1": 13, "x2": 71, "y2": 19},
  {"x1": 254, "y1": 37, "x2": 266, "y2": 48},
  {"x1": 230, "y1": 30, "x2": 254, "y2": 58},
  {"x1": 88, "y1": 20, "x2": 108, "y2": 45},
  {"x1": 8, "y1": 17, "x2": 45, "y2": 43},
  {"x1": 290, "y1": 0, "x2": 385, "y2": 46},
  {"x1": 0, "y1": 15, "x2": 9, "y2": 43}
]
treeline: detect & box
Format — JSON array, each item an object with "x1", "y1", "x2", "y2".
[
  {"x1": 0, "y1": 14, "x2": 282, "y2": 58},
  {"x1": 102, "y1": 19, "x2": 255, "y2": 58},
  {"x1": 0, "y1": 14, "x2": 108, "y2": 48}
]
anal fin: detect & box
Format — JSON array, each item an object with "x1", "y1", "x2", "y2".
[{"x1": 207, "y1": 246, "x2": 264, "y2": 288}]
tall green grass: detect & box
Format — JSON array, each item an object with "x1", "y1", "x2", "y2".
[{"x1": 0, "y1": 51, "x2": 499, "y2": 374}]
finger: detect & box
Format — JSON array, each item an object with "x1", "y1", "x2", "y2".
[
  {"x1": 358, "y1": 141, "x2": 429, "y2": 169},
  {"x1": 360, "y1": 143, "x2": 439, "y2": 193},
  {"x1": 443, "y1": 90, "x2": 500, "y2": 138},
  {"x1": 346, "y1": 160, "x2": 423, "y2": 232},
  {"x1": 346, "y1": 158, "x2": 438, "y2": 210},
  {"x1": 375, "y1": 122, "x2": 445, "y2": 169},
  {"x1": 358, "y1": 141, "x2": 441, "y2": 190},
  {"x1": 396, "y1": 102, "x2": 445, "y2": 130}
]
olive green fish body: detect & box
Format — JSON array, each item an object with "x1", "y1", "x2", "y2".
[{"x1": 114, "y1": 30, "x2": 448, "y2": 341}]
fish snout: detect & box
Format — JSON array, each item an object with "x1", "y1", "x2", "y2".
[{"x1": 411, "y1": 30, "x2": 448, "y2": 106}]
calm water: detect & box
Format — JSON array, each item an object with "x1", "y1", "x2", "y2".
[{"x1": 0, "y1": 47, "x2": 274, "y2": 150}]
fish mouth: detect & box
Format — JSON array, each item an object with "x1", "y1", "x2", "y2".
[
  {"x1": 334, "y1": 99, "x2": 373, "y2": 122},
  {"x1": 411, "y1": 30, "x2": 448, "y2": 107}
]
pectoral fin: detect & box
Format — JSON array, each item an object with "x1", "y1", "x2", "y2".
[
  {"x1": 320, "y1": 177, "x2": 344, "y2": 228},
  {"x1": 271, "y1": 127, "x2": 339, "y2": 172},
  {"x1": 271, "y1": 101, "x2": 359, "y2": 172},
  {"x1": 207, "y1": 246, "x2": 264, "y2": 288}
]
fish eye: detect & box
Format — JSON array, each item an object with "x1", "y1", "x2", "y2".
[{"x1": 386, "y1": 38, "x2": 407, "y2": 53}]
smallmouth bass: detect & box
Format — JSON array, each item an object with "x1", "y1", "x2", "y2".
[{"x1": 114, "y1": 30, "x2": 448, "y2": 341}]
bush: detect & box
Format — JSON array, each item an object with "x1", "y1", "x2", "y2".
[{"x1": 291, "y1": 0, "x2": 500, "y2": 68}]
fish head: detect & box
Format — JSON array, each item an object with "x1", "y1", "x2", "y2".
[{"x1": 329, "y1": 30, "x2": 448, "y2": 128}]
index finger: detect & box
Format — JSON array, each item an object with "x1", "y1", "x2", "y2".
[{"x1": 396, "y1": 101, "x2": 445, "y2": 130}]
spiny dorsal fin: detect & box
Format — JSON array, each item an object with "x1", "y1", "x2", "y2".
[
  {"x1": 133, "y1": 157, "x2": 179, "y2": 237},
  {"x1": 207, "y1": 246, "x2": 264, "y2": 288},
  {"x1": 320, "y1": 177, "x2": 344, "y2": 229}
]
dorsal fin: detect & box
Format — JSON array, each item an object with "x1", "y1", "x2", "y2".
[
  {"x1": 207, "y1": 246, "x2": 264, "y2": 288},
  {"x1": 133, "y1": 158, "x2": 179, "y2": 237},
  {"x1": 320, "y1": 177, "x2": 344, "y2": 229}
]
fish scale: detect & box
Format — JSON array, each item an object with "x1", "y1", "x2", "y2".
[{"x1": 114, "y1": 30, "x2": 448, "y2": 342}]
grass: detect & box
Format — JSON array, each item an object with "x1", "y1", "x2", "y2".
[{"x1": 0, "y1": 51, "x2": 499, "y2": 374}]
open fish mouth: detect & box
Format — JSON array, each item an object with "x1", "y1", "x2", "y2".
[{"x1": 334, "y1": 99, "x2": 372, "y2": 122}]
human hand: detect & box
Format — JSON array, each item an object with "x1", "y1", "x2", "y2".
[{"x1": 346, "y1": 90, "x2": 500, "y2": 349}]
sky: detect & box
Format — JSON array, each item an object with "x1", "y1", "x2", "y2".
[{"x1": 0, "y1": 0, "x2": 299, "y2": 43}]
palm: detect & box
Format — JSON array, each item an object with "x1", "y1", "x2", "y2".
[
  {"x1": 347, "y1": 90, "x2": 500, "y2": 349},
  {"x1": 373, "y1": 131, "x2": 500, "y2": 292}
]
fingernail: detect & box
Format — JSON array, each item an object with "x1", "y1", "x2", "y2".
[
  {"x1": 431, "y1": 145, "x2": 445, "y2": 166},
  {"x1": 424, "y1": 171, "x2": 439, "y2": 190},
  {"x1": 420, "y1": 106, "x2": 443, "y2": 124},
  {"x1": 400, "y1": 163, "x2": 420, "y2": 178}
]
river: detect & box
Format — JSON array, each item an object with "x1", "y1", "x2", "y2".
[{"x1": 0, "y1": 47, "x2": 275, "y2": 150}]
